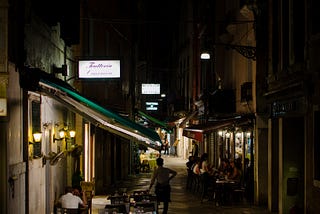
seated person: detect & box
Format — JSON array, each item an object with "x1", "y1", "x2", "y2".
[
  {"x1": 139, "y1": 151, "x2": 147, "y2": 163},
  {"x1": 58, "y1": 186, "x2": 87, "y2": 209},
  {"x1": 227, "y1": 160, "x2": 241, "y2": 181},
  {"x1": 218, "y1": 158, "x2": 230, "y2": 179},
  {"x1": 72, "y1": 186, "x2": 87, "y2": 206},
  {"x1": 186, "y1": 156, "x2": 196, "y2": 170},
  {"x1": 192, "y1": 158, "x2": 201, "y2": 175}
]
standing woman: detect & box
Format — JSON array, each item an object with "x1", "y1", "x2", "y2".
[
  {"x1": 163, "y1": 139, "x2": 169, "y2": 155},
  {"x1": 149, "y1": 157, "x2": 177, "y2": 214}
]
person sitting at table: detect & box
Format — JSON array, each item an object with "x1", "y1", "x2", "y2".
[
  {"x1": 218, "y1": 158, "x2": 230, "y2": 179},
  {"x1": 192, "y1": 157, "x2": 201, "y2": 175},
  {"x1": 199, "y1": 153, "x2": 211, "y2": 175},
  {"x1": 73, "y1": 186, "x2": 88, "y2": 206},
  {"x1": 58, "y1": 186, "x2": 87, "y2": 210},
  {"x1": 199, "y1": 153, "x2": 212, "y2": 200},
  {"x1": 186, "y1": 156, "x2": 196, "y2": 170},
  {"x1": 140, "y1": 151, "x2": 150, "y2": 172},
  {"x1": 227, "y1": 159, "x2": 242, "y2": 181}
]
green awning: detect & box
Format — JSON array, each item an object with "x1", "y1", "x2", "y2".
[
  {"x1": 136, "y1": 110, "x2": 173, "y2": 133},
  {"x1": 37, "y1": 78, "x2": 162, "y2": 150}
]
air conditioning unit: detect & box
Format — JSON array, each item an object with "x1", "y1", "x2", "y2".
[{"x1": 241, "y1": 82, "x2": 252, "y2": 102}]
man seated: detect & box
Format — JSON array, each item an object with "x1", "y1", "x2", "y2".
[{"x1": 58, "y1": 186, "x2": 87, "y2": 209}]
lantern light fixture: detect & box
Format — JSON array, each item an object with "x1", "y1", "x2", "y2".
[
  {"x1": 33, "y1": 132, "x2": 42, "y2": 143},
  {"x1": 225, "y1": 132, "x2": 231, "y2": 138},
  {"x1": 69, "y1": 130, "x2": 76, "y2": 138},
  {"x1": 200, "y1": 52, "x2": 210, "y2": 59}
]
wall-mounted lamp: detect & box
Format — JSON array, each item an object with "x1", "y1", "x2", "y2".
[
  {"x1": 200, "y1": 52, "x2": 211, "y2": 60},
  {"x1": 53, "y1": 64, "x2": 67, "y2": 76},
  {"x1": 218, "y1": 130, "x2": 223, "y2": 137},
  {"x1": 225, "y1": 132, "x2": 231, "y2": 139},
  {"x1": 246, "y1": 132, "x2": 251, "y2": 138},
  {"x1": 69, "y1": 130, "x2": 76, "y2": 138},
  {"x1": 33, "y1": 132, "x2": 42, "y2": 143},
  {"x1": 54, "y1": 130, "x2": 76, "y2": 142},
  {"x1": 59, "y1": 130, "x2": 66, "y2": 138}
]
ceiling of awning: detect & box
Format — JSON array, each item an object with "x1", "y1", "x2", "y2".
[
  {"x1": 136, "y1": 110, "x2": 173, "y2": 133},
  {"x1": 182, "y1": 115, "x2": 253, "y2": 142},
  {"x1": 178, "y1": 110, "x2": 198, "y2": 128},
  {"x1": 21, "y1": 68, "x2": 162, "y2": 150}
]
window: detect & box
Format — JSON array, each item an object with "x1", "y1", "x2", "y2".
[
  {"x1": 241, "y1": 82, "x2": 253, "y2": 102},
  {"x1": 29, "y1": 92, "x2": 41, "y2": 159}
]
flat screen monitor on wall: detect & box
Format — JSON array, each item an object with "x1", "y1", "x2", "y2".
[{"x1": 78, "y1": 60, "x2": 120, "y2": 79}]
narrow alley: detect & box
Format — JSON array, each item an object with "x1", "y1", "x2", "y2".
[{"x1": 92, "y1": 156, "x2": 273, "y2": 214}]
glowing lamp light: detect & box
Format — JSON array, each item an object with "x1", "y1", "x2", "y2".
[
  {"x1": 59, "y1": 130, "x2": 66, "y2": 138},
  {"x1": 69, "y1": 130, "x2": 76, "y2": 138},
  {"x1": 246, "y1": 132, "x2": 251, "y2": 137},
  {"x1": 200, "y1": 52, "x2": 210, "y2": 59},
  {"x1": 33, "y1": 132, "x2": 42, "y2": 142},
  {"x1": 225, "y1": 132, "x2": 231, "y2": 139}
]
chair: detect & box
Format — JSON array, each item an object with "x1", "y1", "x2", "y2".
[
  {"x1": 200, "y1": 174, "x2": 215, "y2": 203},
  {"x1": 231, "y1": 173, "x2": 245, "y2": 204},
  {"x1": 105, "y1": 204, "x2": 127, "y2": 214},
  {"x1": 140, "y1": 159, "x2": 150, "y2": 172},
  {"x1": 192, "y1": 174, "x2": 202, "y2": 194},
  {"x1": 134, "y1": 202, "x2": 156, "y2": 212},
  {"x1": 186, "y1": 169, "x2": 193, "y2": 190},
  {"x1": 108, "y1": 195, "x2": 128, "y2": 204},
  {"x1": 56, "y1": 208, "x2": 81, "y2": 214}
]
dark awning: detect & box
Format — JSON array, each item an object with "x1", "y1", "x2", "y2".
[
  {"x1": 183, "y1": 115, "x2": 253, "y2": 142},
  {"x1": 21, "y1": 68, "x2": 162, "y2": 150},
  {"x1": 178, "y1": 110, "x2": 198, "y2": 128},
  {"x1": 136, "y1": 110, "x2": 173, "y2": 133}
]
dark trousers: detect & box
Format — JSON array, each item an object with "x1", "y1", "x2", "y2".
[{"x1": 155, "y1": 183, "x2": 171, "y2": 214}]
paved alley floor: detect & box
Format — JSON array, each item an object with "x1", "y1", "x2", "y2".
[{"x1": 93, "y1": 155, "x2": 275, "y2": 214}]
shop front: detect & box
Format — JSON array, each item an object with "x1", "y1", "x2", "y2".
[
  {"x1": 21, "y1": 68, "x2": 163, "y2": 211},
  {"x1": 182, "y1": 115, "x2": 254, "y2": 172}
]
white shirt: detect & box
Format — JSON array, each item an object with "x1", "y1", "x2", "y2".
[
  {"x1": 150, "y1": 166, "x2": 177, "y2": 186},
  {"x1": 59, "y1": 192, "x2": 84, "y2": 209},
  {"x1": 200, "y1": 160, "x2": 209, "y2": 174}
]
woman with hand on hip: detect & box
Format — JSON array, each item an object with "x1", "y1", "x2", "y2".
[{"x1": 149, "y1": 157, "x2": 177, "y2": 214}]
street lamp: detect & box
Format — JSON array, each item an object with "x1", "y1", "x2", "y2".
[{"x1": 200, "y1": 52, "x2": 211, "y2": 59}]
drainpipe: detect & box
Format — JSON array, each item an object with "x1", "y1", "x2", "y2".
[{"x1": 23, "y1": 89, "x2": 29, "y2": 214}]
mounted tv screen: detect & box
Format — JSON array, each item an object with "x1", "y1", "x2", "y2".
[
  {"x1": 141, "y1": 84, "x2": 160, "y2": 94},
  {"x1": 78, "y1": 60, "x2": 120, "y2": 78}
]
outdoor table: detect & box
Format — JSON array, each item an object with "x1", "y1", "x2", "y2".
[
  {"x1": 91, "y1": 196, "x2": 110, "y2": 214},
  {"x1": 147, "y1": 159, "x2": 157, "y2": 170},
  {"x1": 130, "y1": 191, "x2": 158, "y2": 213},
  {"x1": 214, "y1": 179, "x2": 237, "y2": 205}
]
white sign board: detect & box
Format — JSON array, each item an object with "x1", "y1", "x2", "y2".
[
  {"x1": 141, "y1": 84, "x2": 160, "y2": 94},
  {"x1": 146, "y1": 102, "x2": 158, "y2": 111},
  {"x1": 78, "y1": 60, "x2": 120, "y2": 78}
]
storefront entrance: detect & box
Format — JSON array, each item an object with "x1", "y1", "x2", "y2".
[{"x1": 281, "y1": 117, "x2": 304, "y2": 213}]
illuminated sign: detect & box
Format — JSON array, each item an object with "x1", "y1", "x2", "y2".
[
  {"x1": 78, "y1": 60, "x2": 120, "y2": 78},
  {"x1": 141, "y1": 84, "x2": 160, "y2": 94},
  {"x1": 146, "y1": 102, "x2": 158, "y2": 111}
]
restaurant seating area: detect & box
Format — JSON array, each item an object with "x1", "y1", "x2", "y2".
[
  {"x1": 139, "y1": 151, "x2": 158, "y2": 173},
  {"x1": 55, "y1": 207, "x2": 88, "y2": 214},
  {"x1": 91, "y1": 190, "x2": 158, "y2": 213},
  {"x1": 186, "y1": 169, "x2": 247, "y2": 206}
]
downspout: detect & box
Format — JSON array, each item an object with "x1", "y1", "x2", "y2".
[{"x1": 23, "y1": 89, "x2": 29, "y2": 214}]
